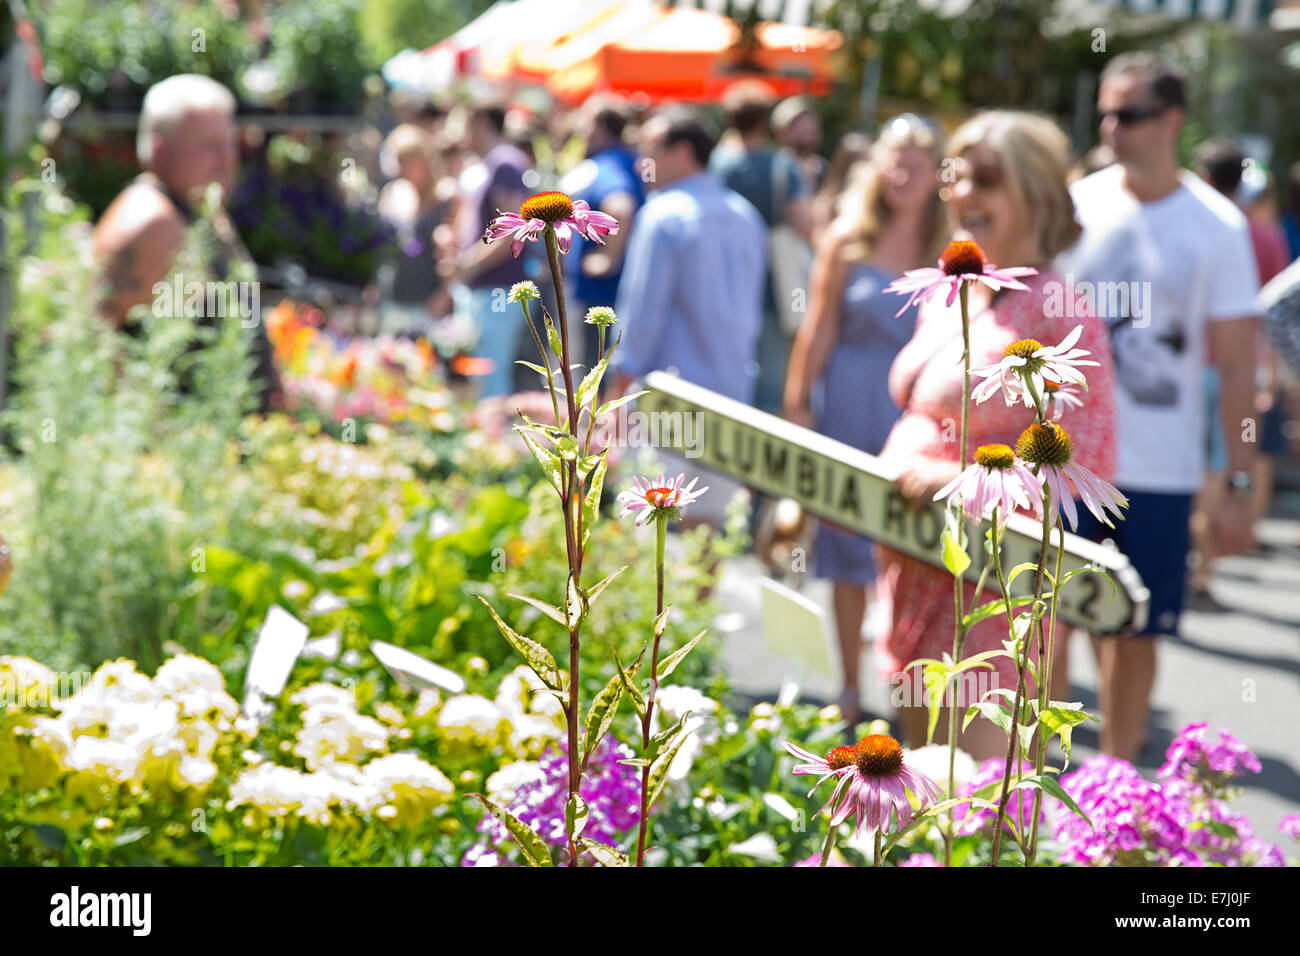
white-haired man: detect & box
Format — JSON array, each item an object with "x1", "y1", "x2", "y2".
[{"x1": 92, "y1": 73, "x2": 278, "y2": 407}]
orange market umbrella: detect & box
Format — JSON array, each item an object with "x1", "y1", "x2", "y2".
[{"x1": 545, "y1": 3, "x2": 842, "y2": 103}]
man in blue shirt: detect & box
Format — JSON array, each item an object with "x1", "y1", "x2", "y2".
[
  {"x1": 610, "y1": 108, "x2": 766, "y2": 406},
  {"x1": 560, "y1": 100, "x2": 644, "y2": 365}
]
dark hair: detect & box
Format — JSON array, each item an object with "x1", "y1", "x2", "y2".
[
  {"x1": 470, "y1": 104, "x2": 507, "y2": 135},
  {"x1": 723, "y1": 81, "x2": 775, "y2": 136},
  {"x1": 1194, "y1": 138, "x2": 1246, "y2": 195},
  {"x1": 660, "y1": 109, "x2": 717, "y2": 169},
  {"x1": 1101, "y1": 52, "x2": 1187, "y2": 111},
  {"x1": 592, "y1": 106, "x2": 628, "y2": 141}
]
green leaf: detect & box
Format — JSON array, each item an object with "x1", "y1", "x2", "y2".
[
  {"x1": 554, "y1": 433, "x2": 579, "y2": 461},
  {"x1": 645, "y1": 720, "x2": 693, "y2": 811},
  {"x1": 579, "y1": 838, "x2": 630, "y2": 867},
  {"x1": 961, "y1": 594, "x2": 1034, "y2": 630},
  {"x1": 575, "y1": 340, "x2": 617, "y2": 411},
  {"x1": 653, "y1": 606, "x2": 671, "y2": 639},
  {"x1": 1036, "y1": 703, "x2": 1099, "y2": 769},
  {"x1": 1007, "y1": 562, "x2": 1040, "y2": 586},
  {"x1": 471, "y1": 795, "x2": 553, "y2": 867},
  {"x1": 963, "y1": 692, "x2": 1014, "y2": 735},
  {"x1": 585, "y1": 564, "x2": 627, "y2": 606},
  {"x1": 582, "y1": 647, "x2": 644, "y2": 769},
  {"x1": 919, "y1": 659, "x2": 950, "y2": 745},
  {"x1": 581, "y1": 451, "x2": 608, "y2": 552},
  {"x1": 506, "y1": 592, "x2": 566, "y2": 628},
  {"x1": 564, "y1": 571, "x2": 587, "y2": 630},
  {"x1": 565, "y1": 793, "x2": 589, "y2": 841},
  {"x1": 1191, "y1": 819, "x2": 1240, "y2": 840},
  {"x1": 544, "y1": 311, "x2": 563, "y2": 360},
  {"x1": 1013, "y1": 775, "x2": 1093, "y2": 829},
  {"x1": 645, "y1": 711, "x2": 690, "y2": 765},
  {"x1": 609, "y1": 642, "x2": 646, "y2": 718},
  {"x1": 474, "y1": 595, "x2": 563, "y2": 693},
  {"x1": 595, "y1": 390, "x2": 647, "y2": 419},
  {"x1": 515, "y1": 360, "x2": 551, "y2": 379},
  {"x1": 515, "y1": 426, "x2": 564, "y2": 496},
  {"x1": 880, "y1": 797, "x2": 974, "y2": 858},
  {"x1": 941, "y1": 527, "x2": 971, "y2": 577},
  {"x1": 656, "y1": 629, "x2": 707, "y2": 681},
  {"x1": 1060, "y1": 565, "x2": 1118, "y2": 601}
]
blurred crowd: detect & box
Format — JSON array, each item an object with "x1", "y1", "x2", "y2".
[{"x1": 85, "y1": 56, "x2": 1300, "y2": 763}]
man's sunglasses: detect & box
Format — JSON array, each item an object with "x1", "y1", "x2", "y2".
[{"x1": 1099, "y1": 104, "x2": 1168, "y2": 126}]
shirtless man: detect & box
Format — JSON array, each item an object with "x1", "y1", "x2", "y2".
[{"x1": 92, "y1": 74, "x2": 278, "y2": 407}]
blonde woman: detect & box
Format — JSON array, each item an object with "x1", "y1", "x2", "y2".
[
  {"x1": 783, "y1": 115, "x2": 948, "y2": 725},
  {"x1": 878, "y1": 111, "x2": 1117, "y2": 758}
]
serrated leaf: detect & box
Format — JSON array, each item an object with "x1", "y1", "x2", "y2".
[
  {"x1": 1007, "y1": 562, "x2": 1039, "y2": 586},
  {"x1": 595, "y1": 390, "x2": 647, "y2": 419},
  {"x1": 471, "y1": 794, "x2": 554, "y2": 867},
  {"x1": 579, "y1": 838, "x2": 630, "y2": 867},
  {"x1": 507, "y1": 592, "x2": 566, "y2": 627},
  {"x1": 475, "y1": 595, "x2": 563, "y2": 692},
  {"x1": 515, "y1": 427, "x2": 564, "y2": 496},
  {"x1": 964, "y1": 695, "x2": 1014, "y2": 735},
  {"x1": 609, "y1": 642, "x2": 646, "y2": 718},
  {"x1": 644, "y1": 720, "x2": 693, "y2": 811},
  {"x1": 565, "y1": 793, "x2": 589, "y2": 841},
  {"x1": 655, "y1": 629, "x2": 706, "y2": 681},
  {"x1": 585, "y1": 565, "x2": 627, "y2": 606},
  {"x1": 583, "y1": 647, "x2": 644, "y2": 769},
  {"x1": 581, "y1": 451, "x2": 608, "y2": 552}
]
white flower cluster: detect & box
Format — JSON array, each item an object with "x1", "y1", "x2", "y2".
[
  {"x1": 225, "y1": 752, "x2": 453, "y2": 828},
  {"x1": 289, "y1": 682, "x2": 390, "y2": 771},
  {"x1": 654, "y1": 685, "x2": 721, "y2": 788},
  {"x1": 2, "y1": 655, "x2": 240, "y2": 804},
  {"x1": 435, "y1": 665, "x2": 564, "y2": 756}
]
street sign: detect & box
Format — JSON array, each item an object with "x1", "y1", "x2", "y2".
[{"x1": 639, "y1": 372, "x2": 1148, "y2": 635}]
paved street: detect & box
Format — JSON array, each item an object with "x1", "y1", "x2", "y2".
[{"x1": 712, "y1": 500, "x2": 1300, "y2": 855}]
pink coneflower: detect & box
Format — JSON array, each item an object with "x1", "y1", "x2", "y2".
[
  {"x1": 885, "y1": 240, "x2": 1037, "y2": 317},
  {"x1": 616, "y1": 472, "x2": 708, "y2": 526},
  {"x1": 933, "y1": 443, "x2": 1044, "y2": 530},
  {"x1": 1042, "y1": 379, "x2": 1083, "y2": 421},
  {"x1": 784, "y1": 734, "x2": 942, "y2": 837},
  {"x1": 971, "y1": 325, "x2": 1099, "y2": 408},
  {"x1": 1015, "y1": 423, "x2": 1127, "y2": 530},
  {"x1": 482, "y1": 191, "x2": 618, "y2": 257}
]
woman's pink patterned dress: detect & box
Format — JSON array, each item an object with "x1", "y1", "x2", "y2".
[{"x1": 874, "y1": 270, "x2": 1117, "y2": 691}]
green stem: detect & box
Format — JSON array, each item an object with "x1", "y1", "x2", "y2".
[
  {"x1": 1027, "y1": 519, "x2": 1067, "y2": 864},
  {"x1": 819, "y1": 822, "x2": 837, "y2": 867},
  {"x1": 989, "y1": 484, "x2": 1052, "y2": 866},
  {"x1": 521, "y1": 297, "x2": 562, "y2": 428},
  {"x1": 635, "y1": 514, "x2": 668, "y2": 866},
  {"x1": 943, "y1": 282, "x2": 972, "y2": 868},
  {"x1": 874, "y1": 827, "x2": 883, "y2": 867},
  {"x1": 543, "y1": 225, "x2": 584, "y2": 867}
]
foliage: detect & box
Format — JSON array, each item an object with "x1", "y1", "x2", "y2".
[
  {"x1": 359, "y1": 0, "x2": 497, "y2": 65},
  {"x1": 229, "y1": 138, "x2": 396, "y2": 286}
]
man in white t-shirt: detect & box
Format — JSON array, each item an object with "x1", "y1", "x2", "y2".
[{"x1": 1057, "y1": 53, "x2": 1258, "y2": 762}]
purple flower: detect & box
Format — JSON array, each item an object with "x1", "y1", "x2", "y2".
[
  {"x1": 463, "y1": 735, "x2": 642, "y2": 865},
  {"x1": 898, "y1": 852, "x2": 941, "y2": 867},
  {"x1": 1159, "y1": 722, "x2": 1262, "y2": 787},
  {"x1": 1055, "y1": 756, "x2": 1198, "y2": 866},
  {"x1": 1281, "y1": 813, "x2": 1300, "y2": 842}
]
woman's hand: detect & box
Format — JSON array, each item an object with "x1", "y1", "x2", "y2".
[{"x1": 896, "y1": 458, "x2": 960, "y2": 511}]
